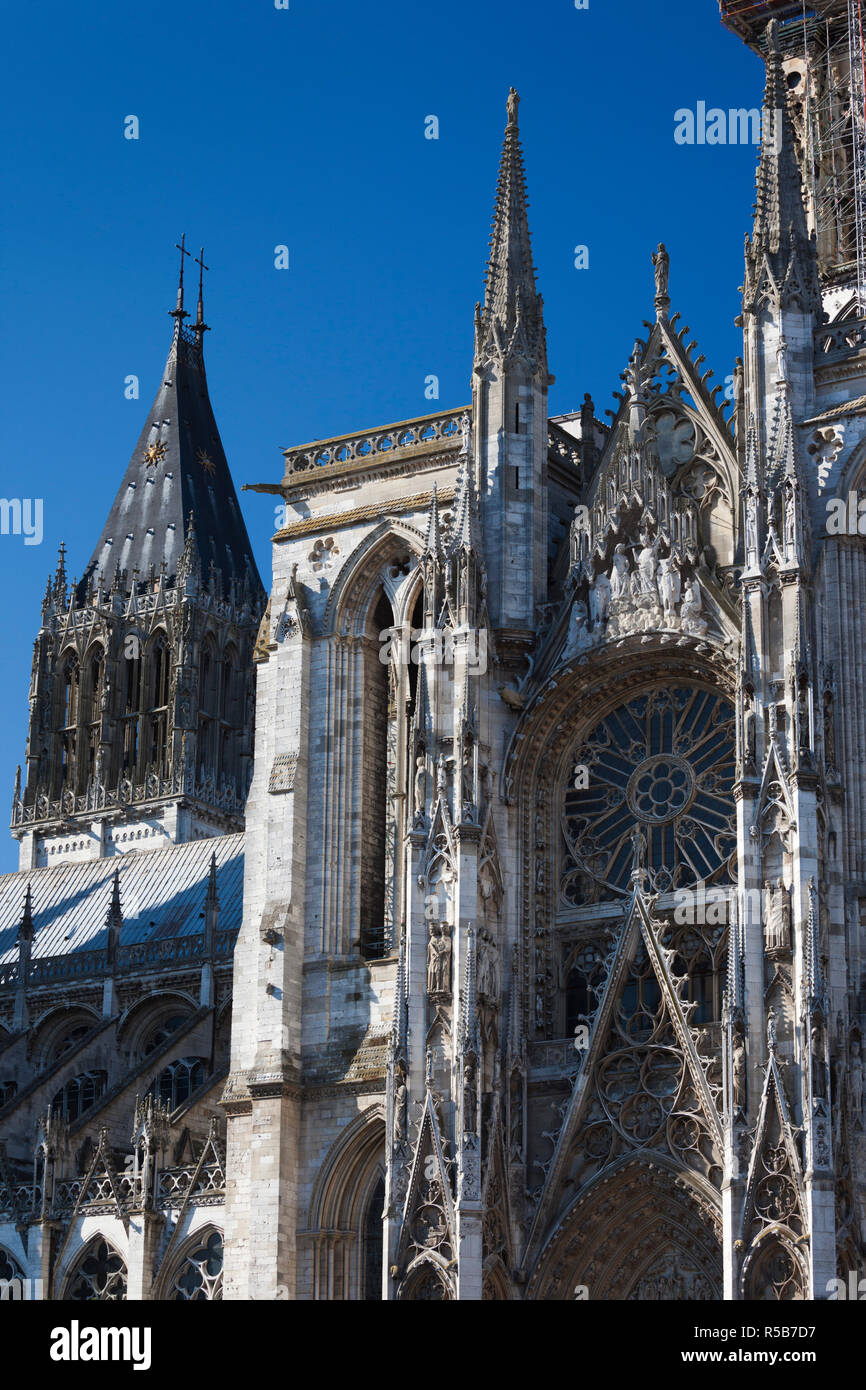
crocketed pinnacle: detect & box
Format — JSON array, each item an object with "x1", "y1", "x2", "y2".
[
  {"x1": 746, "y1": 20, "x2": 819, "y2": 305},
  {"x1": 477, "y1": 89, "x2": 547, "y2": 372}
]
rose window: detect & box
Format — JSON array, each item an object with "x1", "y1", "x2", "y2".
[{"x1": 562, "y1": 687, "x2": 736, "y2": 903}]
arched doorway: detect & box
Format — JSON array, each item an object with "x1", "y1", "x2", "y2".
[{"x1": 529, "y1": 1159, "x2": 722, "y2": 1301}]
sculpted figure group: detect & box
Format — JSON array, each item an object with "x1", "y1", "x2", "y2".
[{"x1": 563, "y1": 530, "x2": 707, "y2": 660}]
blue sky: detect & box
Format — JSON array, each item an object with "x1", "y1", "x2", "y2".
[{"x1": 0, "y1": 0, "x2": 764, "y2": 871}]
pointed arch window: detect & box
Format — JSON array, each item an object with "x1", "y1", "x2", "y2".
[
  {"x1": 67, "y1": 1240, "x2": 127, "y2": 1301},
  {"x1": 85, "y1": 647, "x2": 104, "y2": 785},
  {"x1": 51, "y1": 1070, "x2": 107, "y2": 1123},
  {"x1": 363, "y1": 1174, "x2": 385, "y2": 1300},
  {"x1": 146, "y1": 635, "x2": 171, "y2": 773},
  {"x1": 122, "y1": 638, "x2": 143, "y2": 776},
  {"x1": 360, "y1": 592, "x2": 393, "y2": 960},
  {"x1": 58, "y1": 655, "x2": 80, "y2": 789},
  {"x1": 170, "y1": 1230, "x2": 223, "y2": 1301},
  {"x1": 148, "y1": 1056, "x2": 206, "y2": 1112},
  {"x1": 198, "y1": 637, "x2": 219, "y2": 779}
]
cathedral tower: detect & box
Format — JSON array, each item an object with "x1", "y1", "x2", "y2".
[{"x1": 11, "y1": 246, "x2": 265, "y2": 871}]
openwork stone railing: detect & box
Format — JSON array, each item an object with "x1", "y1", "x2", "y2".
[
  {"x1": 157, "y1": 1162, "x2": 225, "y2": 1206},
  {"x1": 816, "y1": 316, "x2": 866, "y2": 360},
  {"x1": 282, "y1": 407, "x2": 469, "y2": 477},
  {"x1": 0, "y1": 929, "x2": 238, "y2": 993},
  {"x1": 11, "y1": 763, "x2": 248, "y2": 829}
]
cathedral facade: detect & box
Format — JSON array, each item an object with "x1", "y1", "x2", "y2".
[{"x1": 2, "y1": 7, "x2": 866, "y2": 1301}]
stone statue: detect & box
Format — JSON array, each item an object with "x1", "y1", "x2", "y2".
[
  {"x1": 427, "y1": 922, "x2": 452, "y2": 996},
  {"x1": 637, "y1": 535, "x2": 659, "y2": 597},
  {"x1": 776, "y1": 338, "x2": 789, "y2": 386},
  {"x1": 744, "y1": 696, "x2": 757, "y2": 770},
  {"x1": 460, "y1": 411, "x2": 471, "y2": 458},
  {"x1": 564, "y1": 599, "x2": 592, "y2": 658},
  {"x1": 657, "y1": 555, "x2": 681, "y2": 619},
  {"x1": 478, "y1": 929, "x2": 500, "y2": 1002},
  {"x1": 784, "y1": 489, "x2": 796, "y2": 556},
  {"x1": 732, "y1": 1029, "x2": 747, "y2": 1114},
  {"x1": 463, "y1": 1060, "x2": 477, "y2": 1133},
  {"x1": 680, "y1": 576, "x2": 707, "y2": 635},
  {"x1": 764, "y1": 879, "x2": 791, "y2": 953},
  {"x1": 610, "y1": 545, "x2": 631, "y2": 600},
  {"x1": 745, "y1": 498, "x2": 758, "y2": 561},
  {"x1": 652, "y1": 243, "x2": 670, "y2": 304},
  {"x1": 589, "y1": 569, "x2": 611, "y2": 627},
  {"x1": 413, "y1": 755, "x2": 428, "y2": 823},
  {"x1": 849, "y1": 1037, "x2": 863, "y2": 1124},
  {"x1": 393, "y1": 1063, "x2": 408, "y2": 1147}
]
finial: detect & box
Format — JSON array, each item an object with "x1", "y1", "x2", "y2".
[
  {"x1": 194, "y1": 247, "x2": 210, "y2": 338},
  {"x1": 171, "y1": 234, "x2": 192, "y2": 322},
  {"x1": 18, "y1": 884, "x2": 35, "y2": 943},
  {"x1": 767, "y1": 1007, "x2": 777, "y2": 1054},
  {"x1": 506, "y1": 87, "x2": 520, "y2": 128}
]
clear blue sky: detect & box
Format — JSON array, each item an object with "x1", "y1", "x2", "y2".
[{"x1": 0, "y1": 0, "x2": 764, "y2": 872}]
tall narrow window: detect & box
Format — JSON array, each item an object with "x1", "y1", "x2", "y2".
[
  {"x1": 59, "y1": 656, "x2": 80, "y2": 789},
  {"x1": 198, "y1": 638, "x2": 218, "y2": 779},
  {"x1": 147, "y1": 636, "x2": 170, "y2": 773},
  {"x1": 122, "y1": 643, "x2": 142, "y2": 776},
  {"x1": 85, "y1": 649, "x2": 103, "y2": 785},
  {"x1": 360, "y1": 593, "x2": 392, "y2": 959}
]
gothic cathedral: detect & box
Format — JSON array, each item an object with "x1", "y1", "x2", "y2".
[{"x1": 1, "y1": 10, "x2": 865, "y2": 1301}]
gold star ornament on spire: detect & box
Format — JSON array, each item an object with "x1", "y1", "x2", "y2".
[{"x1": 143, "y1": 441, "x2": 167, "y2": 467}]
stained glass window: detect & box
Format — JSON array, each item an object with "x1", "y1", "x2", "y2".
[{"x1": 562, "y1": 687, "x2": 736, "y2": 904}]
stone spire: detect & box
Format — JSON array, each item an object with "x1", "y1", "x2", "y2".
[
  {"x1": 475, "y1": 88, "x2": 548, "y2": 374},
  {"x1": 744, "y1": 20, "x2": 820, "y2": 311}
]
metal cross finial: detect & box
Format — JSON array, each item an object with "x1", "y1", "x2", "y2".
[
  {"x1": 195, "y1": 246, "x2": 208, "y2": 296},
  {"x1": 194, "y1": 247, "x2": 210, "y2": 334},
  {"x1": 172, "y1": 234, "x2": 192, "y2": 319}
]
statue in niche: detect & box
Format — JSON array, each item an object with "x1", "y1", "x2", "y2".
[
  {"x1": 680, "y1": 576, "x2": 707, "y2": 635},
  {"x1": 849, "y1": 1036, "x2": 863, "y2": 1125},
  {"x1": 610, "y1": 544, "x2": 631, "y2": 600},
  {"x1": 589, "y1": 568, "x2": 611, "y2": 627},
  {"x1": 427, "y1": 922, "x2": 452, "y2": 997},
  {"x1": 764, "y1": 879, "x2": 791, "y2": 953},
  {"x1": 776, "y1": 338, "x2": 789, "y2": 387},
  {"x1": 478, "y1": 929, "x2": 500, "y2": 1003},
  {"x1": 657, "y1": 554, "x2": 681, "y2": 620},
  {"x1": 413, "y1": 755, "x2": 429, "y2": 826},
  {"x1": 745, "y1": 498, "x2": 758, "y2": 562},
  {"x1": 744, "y1": 694, "x2": 757, "y2": 771},
  {"x1": 393, "y1": 1062, "x2": 408, "y2": 1148},
  {"x1": 732, "y1": 1026, "x2": 747, "y2": 1115},
  {"x1": 462, "y1": 1060, "x2": 477, "y2": 1134},
  {"x1": 785, "y1": 490, "x2": 797, "y2": 557}
]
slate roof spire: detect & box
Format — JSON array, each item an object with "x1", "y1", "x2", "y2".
[
  {"x1": 79, "y1": 244, "x2": 263, "y2": 603},
  {"x1": 476, "y1": 89, "x2": 547, "y2": 373}
]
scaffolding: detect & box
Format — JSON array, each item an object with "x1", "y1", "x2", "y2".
[{"x1": 720, "y1": 0, "x2": 866, "y2": 311}]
